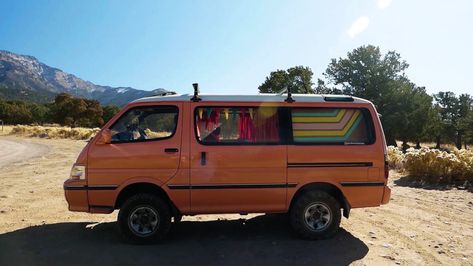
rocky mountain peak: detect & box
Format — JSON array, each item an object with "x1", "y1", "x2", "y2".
[{"x1": 0, "y1": 50, "x2": 175, "y2": 106}]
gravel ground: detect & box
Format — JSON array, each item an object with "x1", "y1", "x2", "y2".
[{"x1": 0, "y1": 136, "x2": 472, "y2": 265}]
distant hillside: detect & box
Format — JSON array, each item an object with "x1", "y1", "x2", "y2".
[{"x1": 0, "y1": 50, "x2": 174, "y2": 106}]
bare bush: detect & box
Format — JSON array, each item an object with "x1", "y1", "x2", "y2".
[
  {"x1": 387, "y1": 146, "x2": 404, "y2": 170},
  {"x1": 390, "y1": 146, "x2": 473, "y2": 184}
]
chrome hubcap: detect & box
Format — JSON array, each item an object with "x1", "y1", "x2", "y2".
[
  {"x1": 128, "y1": 206, "x2": 159, "y2": 236},
  {"x1": 304, "y1": 202, "x2": 332, "y2": 231}
]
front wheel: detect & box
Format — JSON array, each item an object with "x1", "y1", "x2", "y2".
[
  {"x1": 118, "y1": 194, "x2": 171, "y2": 244},
  {"x1": 290, "y1": 191, "x2": 341, "y2": 240}
]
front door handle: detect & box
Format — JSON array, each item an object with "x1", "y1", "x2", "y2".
[
  {"x1": 164, "y1": 148, "x2": 179, "y2": 153},
  {"x1": 201, "y1": 152, "x2": 206, "y2": 166}
]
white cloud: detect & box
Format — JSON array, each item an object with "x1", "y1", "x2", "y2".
[
  {"x1": 378, "y1": 0, "x2": 392, "y2": 9},
  {"x1": 347, "y1": 16, "x2": 370, "y2": 38}
]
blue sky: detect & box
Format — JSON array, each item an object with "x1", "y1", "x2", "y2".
[{"x1": 1, "y1": 0, "x2": 472, "y2": 95}]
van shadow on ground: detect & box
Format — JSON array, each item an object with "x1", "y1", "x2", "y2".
[
  {"x1": 0, "y1": 214, "x2": 368, "y2": 266},
  {"x1": 394, "y1": 175, "x2": 473, "y2": 192}
]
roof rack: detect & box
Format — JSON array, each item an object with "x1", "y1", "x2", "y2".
[{"x1": 190, "y1": 83, "x2": 201, "y2": 102}]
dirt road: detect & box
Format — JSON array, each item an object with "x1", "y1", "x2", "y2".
[
  {"x1": 0, "y1": 136, "x2": 472, "y2": 265},
  {"x1": 0, "y1": 138, "x2": 48, "y2": 168}
]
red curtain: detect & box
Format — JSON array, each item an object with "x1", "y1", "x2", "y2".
[
  {"x1": 197, "y1": 108, "x2": 221, "y2": 142},
  {"x1": 238, "y1": 108, "x2": 255, "y2": 142},
  {"x1": 254, "y1": 111, "x2": 279, "y2": 142},
  {"x1": 197, "y1": 107, "x2": 279, "y2": 143}
]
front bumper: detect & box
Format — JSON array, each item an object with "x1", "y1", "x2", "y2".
[
  {"x1": 381, "y1": 186, "x2": 391, "y2": 205},
  {"x1": 63, "y1": 179, "x2": 88, "y2": 212}
]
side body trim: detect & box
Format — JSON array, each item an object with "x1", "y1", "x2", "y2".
[
  {"x1": 168, "y1": 183, "x2": 297, "y2": 190},
  {"x1": 288, "y1": 162, "x2": 373, "y2": 168},
  {"x1": 340, "y1": 182, "x2": 385, "y2": 187},
  {"x1": 64, "y1": 185, "x2": 118, "y2": 191}
]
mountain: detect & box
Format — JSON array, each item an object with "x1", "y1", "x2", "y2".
[{"x1": 0, "y1": 50, "x2": 174, "y2": 106}]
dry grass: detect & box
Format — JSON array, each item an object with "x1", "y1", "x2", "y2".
[
  {"x1": 388, "y1": 146, "x2": 473, "y2": 184},
  {"x1": 387, "y1": 146, "x2": 404, "y2": 170},
  {"x1": 395, "y1": 141, "x2": 465, "y2": 151},
  {"x1": 143, "y1": 129, "x2": 172, "y2": 139},
  {"x1": 0, "y1": 125, "x2": 14, "y2": 135},
  {"x1": 8, "y1": 125, "x2": 100, "y2": 140},
  {"x1": 6, "y1": 125, "x2": 171, "y2": 140}
]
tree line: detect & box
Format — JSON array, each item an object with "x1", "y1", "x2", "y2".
[
  {"x1": 1, "y1": 45, "x2": 472, "y2": 149},
  {"x1": 259, "y1": 45, "x2": 473, "y2": 149},
  {"x1": 0, "y1": 93, "x2": 120, "y2": 127}
]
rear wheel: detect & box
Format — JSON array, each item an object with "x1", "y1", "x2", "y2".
[
  {"x1": 118, "y1": 193, "x2": 171, "y2": 244},
  {"x1": 290, "y1": 190, "x2": 341, "y2": 240}
]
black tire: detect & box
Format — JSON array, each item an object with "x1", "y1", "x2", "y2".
[
  {"x1": 289, "y1": 190, "x2": 341, "y2": 240},
  {"x1": 118, "y1": 193, "x2": 171, "y2": 244},
  {"x1": 173, "y1": 214, "x2": 182, "y2": 223}
]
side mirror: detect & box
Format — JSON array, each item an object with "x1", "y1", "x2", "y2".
[{"x1": 97, "y1": 129, "x2": 112, "y2": 144}]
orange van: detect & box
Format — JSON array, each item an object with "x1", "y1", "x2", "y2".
[{"x1": 64, "y1": 86, "x2": 391, "y2": 243}]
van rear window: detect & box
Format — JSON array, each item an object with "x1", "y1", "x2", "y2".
[
  {"x1": 195, "y1": 107, "x2": 280, "y2": 144},
  {"x1": 291, "y1": 108, "x2": 374, "y2": 144}
]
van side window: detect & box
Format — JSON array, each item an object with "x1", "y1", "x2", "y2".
[
  {"x1": 110, "y1": 106, "x2": 178, "y2": 143},
  {"x1": 291, "y1": 108, "x2": 374, "y2": 144},
  {"x1": 195, "y1": 107, "x2": 280, "y2": 144}
]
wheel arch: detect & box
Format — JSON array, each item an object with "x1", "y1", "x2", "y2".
[
  {"x1": 114, "y1": 182, "x2": 180, "y2": 217},
  {"x1": 290, "y1": 182, "x2": 351, "y2": 218}
]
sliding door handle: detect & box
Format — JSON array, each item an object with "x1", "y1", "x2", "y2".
[
  {"x1": 164, "y1": 148, "x2": 179, "y2": 153},
  {"x1": 201, "y1": 152, "x2": 206, "y2": 165}
]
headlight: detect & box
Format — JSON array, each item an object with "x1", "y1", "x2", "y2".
[{"x1": 70, "y1": 164, "x2": 86, "y2": 180}]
